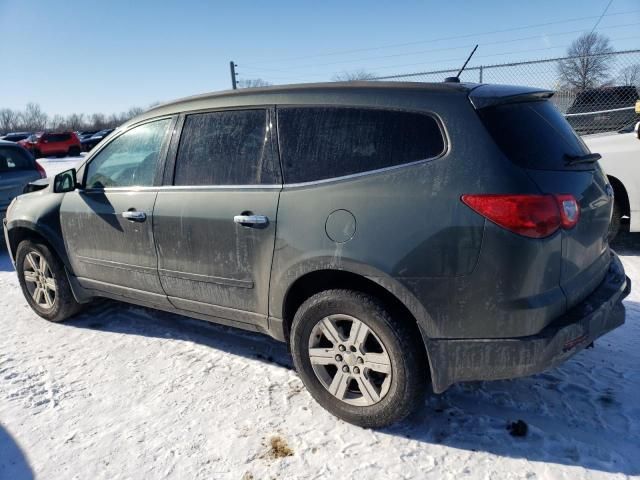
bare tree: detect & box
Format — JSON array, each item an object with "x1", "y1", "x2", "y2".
[
  {"x1": 0, "y1": 108, "x2": 21, "y2": 132},
  {"x1": 1, "y1": 103, "x2": 156, "y2": 133},
  {"x1": 238, "y1": 78, "x2": 272, "y2": 88},
  {"x1": 332, "y1": 69, "x2": 377, "y2": 81},
  {"x1": 66, "y1": 113, "x2": 85, "y2": 130},
  {"x1": 618, "y1": 64, "x2": 640, "y2": 87},
  {"x1": 557, "y1": 32, "x2": 614, "y2": 90},
  {"x1": 21, "y1": 103, "x2": 49, "y2": 131},
  {"x1": 49, "y1": 114, "x2": 66, "y2": 131},
  {"x1": 90, "y1": 113, "x2": 107, "y2": 130}
]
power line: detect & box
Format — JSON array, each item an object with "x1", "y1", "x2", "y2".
[
  {"x1": 591, "y1": 0, "x2": 614, "y2": 33},
  {"x1": 253, "y1": 36, "x2": 640, "y2": 83},
  {"x1": 241, "y1": 9, "x2": 640, "y2": 66},
  {"x1": 239, "y1": 21, "x2": 640, "y2": 73}
]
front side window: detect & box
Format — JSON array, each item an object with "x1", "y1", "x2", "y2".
[
  {"x1": 174, "y1": 109, "x2": 279, "y2": 186},
  {"x1": 278, "y1": 107, "x2": 446, "y2": 183},
  {"x1": 0, "y1": 147, "x2": 33, "y2": 172},
  {"x1": 85, "y1": 119, "x2": 171, "y2": 188}
]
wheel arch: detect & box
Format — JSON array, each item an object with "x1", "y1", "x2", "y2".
[
  {"x1": 277, "y1": 267, "x2": 436, "y2": 385},
  {"x1": 6, "y1": 221, "x2": 71, "y2": 272},
  {"x1": 608, "y1": 175, "x2": 630, "y2": 217}
]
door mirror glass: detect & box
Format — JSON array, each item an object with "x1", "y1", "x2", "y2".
[{"x1": 54, "y1": 168, "x2": 77, "y2": 193}]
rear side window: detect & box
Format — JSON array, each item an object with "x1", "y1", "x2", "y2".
[
  {"x1": 0, "y1": 147, "x2": 33, "y2": 172},
  {"x1": 46, "y1": 133, "x2": 70, "y2": 142},
  {"x1": 174, "y1": 109, "x2": 279, "y2": 186},
  {"x1": 278, "y1": 107, "x2": 445, "y2": 183},
  {"x1": 479, "y1": 101, "x2": 591, "y2": 171}
]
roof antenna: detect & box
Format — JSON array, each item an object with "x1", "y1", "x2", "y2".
[{"x1": 445, "y1": 44, "x2": 478, "y2": 83}]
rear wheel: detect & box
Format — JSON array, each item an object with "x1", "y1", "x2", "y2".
[
  {"x1": 16, "y1": 240, "x2": 82, "y2": 322},
  {"x1": 608, "y1": 199, "x2": 622, "y2": 242},
  {"x1": 290, "y1": 289, "x2": 428, "y2": 428},
  {"x1": 68, "y1": 146, "x2": 81, "y2": 157}
]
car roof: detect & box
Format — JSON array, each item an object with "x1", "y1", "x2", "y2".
[
  {"x1": 126, "y1": 81, "x2": 555, "y2": 128},
  {"x1": 128, "y1": 81, "x2": 476, "y2": 125}
]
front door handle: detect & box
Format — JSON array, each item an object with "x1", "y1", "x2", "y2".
[
  {"x1": 233, "y1": 214, "x2": 269, "y2": 228},
  {"x1": 122, "y1": 210, "x2": 147, "y2": 222}
]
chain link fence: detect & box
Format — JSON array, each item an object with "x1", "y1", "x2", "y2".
[{"x1": 371, "y1": 49, "x2": 640, "y2": 135}]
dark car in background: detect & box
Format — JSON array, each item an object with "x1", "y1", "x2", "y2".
[
  {"x1": 80, "y1": 129, "x2": 114, "y2": 151},
  {"x1": 566, "y1": 85, "x2": 640, "y2": 134},
  {"x1": 19, "y1": 132, "x2": 82, "y2": 158},
  {"x1": 2, "y1": 82, "x2": 630, "y2": 428},
  {"x1": 77, "y1": 130, "x2": 99, "y2": 141},
  {"x1": 0, "y1": 141, "x2": 44, "y2": 222},
  {"x1": 1, "y1": 132, "x2": 33, "y2": 143}
]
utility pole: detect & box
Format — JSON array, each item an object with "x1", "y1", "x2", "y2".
[{"x1": 230, "y1": 61, "x2": 238, "y2": 90}]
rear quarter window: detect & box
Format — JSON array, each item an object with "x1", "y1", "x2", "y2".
[{"x1": 278, "y1": 107, "x2": 445, "y2": 183}]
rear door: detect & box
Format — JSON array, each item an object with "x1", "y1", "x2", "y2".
[
  {"x1": 61, "y1": 117, "x2": 174, "y2": 302},
  {"x1": 153, "y1": 108, "x2": 281, "y2": 328},
  {"x1": 0, "y1": 146, "x2": 40, "y2": 216},
  {"x1": 479, "y1": 100, "x2": 613, "y2": 308}
]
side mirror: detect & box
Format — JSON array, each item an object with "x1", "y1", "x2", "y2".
[{"x1": 53, "y1": 168, "x2": 77, "y2": 193}]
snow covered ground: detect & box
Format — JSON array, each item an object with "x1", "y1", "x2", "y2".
[{"x1": 1, "y1": 158, "x2": 639, "y2": 479}]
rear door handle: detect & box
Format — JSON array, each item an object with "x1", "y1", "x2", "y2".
[
  {"x1": 233, "y1": 214, "x2": 269, "y2": 228},
  {"x1": 122, "y1": 210, "x2": 147, "y2": 222}
]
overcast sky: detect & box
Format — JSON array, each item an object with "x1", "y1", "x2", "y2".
[{"x1": 1, "y1": 0, "x2": 638, "y2": 116}]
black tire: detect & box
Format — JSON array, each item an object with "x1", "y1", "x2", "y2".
[
  {"x1": 68, "y1": 146, "x2": 81, "y2": 157},
  {"x1": 290, "y1": 289, "x2": 428, "y2": 428},
  {"x1": 608, "y1": 199, "x2": 622, "y2": 243},
  {"x1": 16, "y1": 240, "x2": 82, "y2": 322}
]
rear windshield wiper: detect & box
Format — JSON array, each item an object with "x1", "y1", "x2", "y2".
[{"x1": 564, "y1": 152, "x2": 602, "y2": 166}]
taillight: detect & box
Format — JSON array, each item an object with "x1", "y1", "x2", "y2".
[
  {"x1": 555, "y1": 194, "x2": 580, "y2": 229},
  {"x1": 35, "y1": 161, "x2": 46, "y2": 179},
  {"x1": 461, "y1": 194, "x2": 580, "y2": 239}
]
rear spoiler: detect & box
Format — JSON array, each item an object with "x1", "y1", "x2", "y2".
[{"x1": 469, "y1": 84, "x2": 554, "y2": 109}]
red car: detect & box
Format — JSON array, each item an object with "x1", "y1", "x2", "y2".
[{"x1": 19, "y1": 132, "x2": 82, "y2": 158}]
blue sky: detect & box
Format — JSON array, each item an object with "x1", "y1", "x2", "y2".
[{"x1": 1, "y1": 0, "x2": 639, "y2": 116}]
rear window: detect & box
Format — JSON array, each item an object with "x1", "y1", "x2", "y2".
[
  {"x1": 278, "y1": 107, "x2": 445, "y2": 183},
  {"x1": 479, "y1": 101, "x2": 592, "y2": 170},
  {"x1": 0, "y1": 147, "x2": 33, "y2": 172}
]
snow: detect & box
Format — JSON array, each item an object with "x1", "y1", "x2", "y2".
[
  {"x1": 1, "y1": 160, "x2": 639, "y2": 480},
  {"x1": 35, "y1": 155, "x2": 84, "y2": 178}
]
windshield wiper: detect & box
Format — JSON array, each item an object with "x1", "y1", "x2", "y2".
[{"x1": 564, "y1": 152, "x2": 602, "y2": 166}]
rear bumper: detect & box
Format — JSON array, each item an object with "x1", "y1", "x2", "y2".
[{"x1": 427, "y1": 252, "x2": 630, "y2": 393}]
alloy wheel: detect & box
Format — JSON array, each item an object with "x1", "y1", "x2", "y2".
[
  {"x1": 22, "y1": 251, "x2": 57, "y2": 310},
  {"x1": 308, "y1": 314, "x2": 392, "y2": 406}
]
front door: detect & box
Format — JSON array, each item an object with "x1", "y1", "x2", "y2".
[
  {"x1": 60, "y1": 117, "x2": 174, "y2": 302},
  {"x1": 153, "y1": 109, "x2": 281, "y2": 327}
]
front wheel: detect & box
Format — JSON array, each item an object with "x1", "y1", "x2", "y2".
[
  {"x1": 290, "y1": 289, "x2": 428, "y2": 428},
  {"x1": 16, "y1": 240, "x2": 82, "y2": 322}
]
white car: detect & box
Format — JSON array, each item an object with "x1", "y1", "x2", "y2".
[{"x1": 583, "y1": 122, "x2": 640, "y2": 239}]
